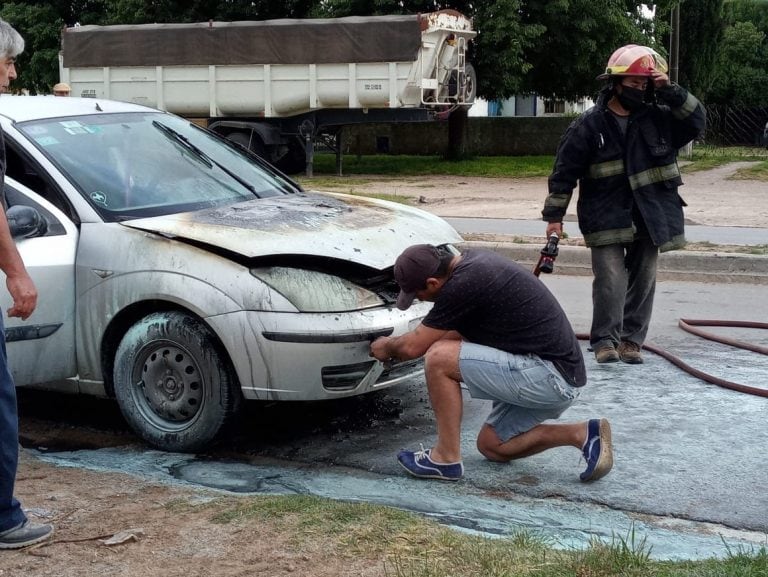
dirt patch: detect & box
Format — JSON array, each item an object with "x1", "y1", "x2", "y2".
[
  {"x1": 311, "y1": 162, "x2": 768, "y2": 228},
  {"x1": 6, "y1": 452, "x2": 382, "y2": 577}
]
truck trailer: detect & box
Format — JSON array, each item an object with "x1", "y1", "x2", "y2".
[{"x1": 59, "y1": 10, "x2": 476, "y2": 174}]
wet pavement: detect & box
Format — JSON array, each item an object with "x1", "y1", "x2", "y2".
[{"x1": 27, "y1": 275, "x2": 768, "y2": 561}]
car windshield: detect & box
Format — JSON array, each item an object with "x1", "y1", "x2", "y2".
[{"x1": 17, "y1": 112, "x2": 299, "y2": 220}]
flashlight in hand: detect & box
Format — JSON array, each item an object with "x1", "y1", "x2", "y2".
[{"x1": 533, "y1": 232, "x2": 560, "y2": 277}]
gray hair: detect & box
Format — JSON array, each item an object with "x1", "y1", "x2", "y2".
[{"x1": 0, "y1": 19, "x2": 24, "y2": 60}]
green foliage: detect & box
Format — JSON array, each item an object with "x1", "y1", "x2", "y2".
[
  {"x1": 100, "y1": 0, "x2": 317, "y2": 23},
  {"x1": 654, "y1": 1, "x2": 724, "y2": 98},
  {"x1": 472, "y1": 0, "x2": 542, "y2": 100},
  {"x1": 518, "y1": 1, "x2": 656, "y2": 100},
  {"x1": 709, "y1": 21, "x2": 768, "y2": 105},
  {"x1": 0, "y1": 2, "x2": 64, "y2": 94},
  {"x1": 707, "y1": 0, "x2": 768, "y2": 105}
]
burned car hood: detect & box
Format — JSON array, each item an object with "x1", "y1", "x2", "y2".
[{"x1": 121, "y1": 191, "x2": 462, "y2": 269}]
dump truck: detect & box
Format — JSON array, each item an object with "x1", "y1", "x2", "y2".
[{"x1": 59, "y1": 10, "x2": 476, "y2": 173}]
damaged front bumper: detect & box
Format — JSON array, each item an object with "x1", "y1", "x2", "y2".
[{"x1": 206, "y1": 303, "x2": 430, "y2": 401}]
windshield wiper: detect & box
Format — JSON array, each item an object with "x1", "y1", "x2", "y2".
[{"x1": 152, "y1": 120, "x2": 256, "y2": 195}]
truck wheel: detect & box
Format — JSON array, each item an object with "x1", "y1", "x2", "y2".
[
  {"x1": 275, "y1": 140, "x2": 307, "y2": 175},
  {"x1": 113, "y1": 311, "x2": 242, "y2": 452},
  {"x1": 227, "y1": 131, "x2": 267, "y2": 160},
  {"x1": 461, "y1": 63, "x2": 477, "y2": 105}
]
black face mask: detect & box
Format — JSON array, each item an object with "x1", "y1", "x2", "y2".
[{"x1": 617, "y1": 85, "x2": 646, "y2": 112}]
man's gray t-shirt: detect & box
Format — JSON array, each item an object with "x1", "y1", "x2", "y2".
[{"x1": 423, "y1": 249, "x2": 587, "y2": 387}]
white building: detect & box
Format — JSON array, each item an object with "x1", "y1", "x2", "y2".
[{"x1": 472, "y1": 95, "x2": 594, "y2": 117}]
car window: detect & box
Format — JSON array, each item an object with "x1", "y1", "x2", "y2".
[
  {"x1": 2, "y1": 140, "x2": 77, "y2": 222},
  {"x1": 16, "y1": 112, "x2": 299, "y2": 221}
]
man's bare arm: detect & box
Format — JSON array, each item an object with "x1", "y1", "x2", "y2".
[
  {"x1": 370, "y1": 324, "x2": 459, "y2": 362},
  {"x1": 0, "y1": 206, "x2": 36, "y2": 319}
]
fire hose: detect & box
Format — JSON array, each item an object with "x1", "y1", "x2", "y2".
[{"x1": 533, "y1": 234, "x2": 768, "y2": 398}]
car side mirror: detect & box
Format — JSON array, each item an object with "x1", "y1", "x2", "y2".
[{"x1": 7, "y1": 205, "x2": 48, "y2": 239}]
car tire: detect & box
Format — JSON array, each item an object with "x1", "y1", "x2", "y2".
[{"x1": 113, "y1": 311, "x2": 242, "y2": 452}]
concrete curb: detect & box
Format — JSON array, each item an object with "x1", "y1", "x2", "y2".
[{"x1": 461, "y1": 241, "x2": 768, "y2": 285}]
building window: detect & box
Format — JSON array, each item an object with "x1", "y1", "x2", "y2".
[{"x1": 544, "y1": 99, "x2": 566, "y2": 114}]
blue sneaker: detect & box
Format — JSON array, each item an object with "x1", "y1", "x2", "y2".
[
  {"x1": 397, "y1": 446, "x2": 464, "y2": 481},
  {"x1": 580, "y1": 419, "x2": 613, "y2": 482}
]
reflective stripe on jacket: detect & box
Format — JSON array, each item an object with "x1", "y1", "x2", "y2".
[{"x1": 543, "y1": 84, "x2": 705, "y2": 252}]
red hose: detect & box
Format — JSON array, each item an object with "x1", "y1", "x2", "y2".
[
  {"x1": 531, "y1": 263, "x2": 768, "y2": 397},
  {"x1": 576, "y1": 320, "x2": 768, "y2": 398}
]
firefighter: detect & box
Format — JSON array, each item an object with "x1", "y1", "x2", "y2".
[{"x1": 543, "y1": 45, "x2": 705, "y2": 364}]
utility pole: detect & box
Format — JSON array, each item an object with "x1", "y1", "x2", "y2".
[
  {"x1": 669, "y1": 3, "x2": 691, "y2": 156},
  {"x1": 670, "y1": 2, "x2": 680, "y2": 83}
]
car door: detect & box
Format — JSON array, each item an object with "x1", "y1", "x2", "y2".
[{"x1": 1, "y1": 178, "x2": 78, "y2": 390}]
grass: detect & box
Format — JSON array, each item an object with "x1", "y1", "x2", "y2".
[
  {"x1": 683, "y1": 145, "x2": 768, "y2": 179},
  {"x1": 302, "y1": 146, "x2": 768, "y2": 181},
  {"x1": 307, "y1": 152, "x2": 555, "y2": 178},
  {"x1": 175, "y1": 494, "x2": 768, "y2": 577}
]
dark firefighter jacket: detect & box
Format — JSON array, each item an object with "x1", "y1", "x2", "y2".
[{"x1": 543, "y1": 83, "x2": 706, "y2": 252}]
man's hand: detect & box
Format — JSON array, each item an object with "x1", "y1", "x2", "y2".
[
  {"x1": 651, "y1": 71, "x2": 670, "y2": 89},
  {"x1": 545, "y1": 222, "x2": 563, "y2": 238},
  {"x1": 370, "y1": 336, "x2": 393, "y2": 362},
  {"x1": 6, "y1": 273, "x2": 37, "y2": 320}
]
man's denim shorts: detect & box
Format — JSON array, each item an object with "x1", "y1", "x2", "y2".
[{"x1": 458, "y1": 342, "x2": 581, "y2": 442}]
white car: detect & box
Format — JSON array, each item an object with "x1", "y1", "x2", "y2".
[{"x1": 0, "y1": 96, "x2": 461, "y2": 451}]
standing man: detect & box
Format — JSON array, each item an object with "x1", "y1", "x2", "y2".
[
  {"x1": 543, "y1": 45, "x2": 705, "y2": 364},
  {"x1": 0, "y1": 18, "x2": 54, "y2": 549},
  {"x1": 370, "y1": 244, "x2": 613, "y2": 483}
]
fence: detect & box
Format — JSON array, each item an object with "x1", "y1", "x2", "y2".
[
  {"x1": 337, "y1": 107, "x2": 768, "y2": 158},
  {"x1": 701, "y1": 104, "x2": 768, "y2": 156}
]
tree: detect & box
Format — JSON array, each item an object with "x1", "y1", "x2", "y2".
[
  {"x1": 101, "y1": 0, "x2": 317, "y2": 23},
  {"x1": 655, "y1": 0, "x2": 724, "y2": 100},
  {"x1": 709, "y1": 20, "x2": 768, "y2": 106},
  {"x1": 0, "y1": 2, "x2": 65, "y2": 94},
  {"x1": 705, "y1": 0, "x2": 768, "y2": 106},
  {"x1": 517, "y1": 1, "x2": 657, "y2": 100}
]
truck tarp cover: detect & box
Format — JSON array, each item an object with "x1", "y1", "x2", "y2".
[{"x1": 62, "y1": 16, "x2": 422, "y2": 67}]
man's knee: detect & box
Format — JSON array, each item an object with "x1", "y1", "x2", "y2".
[
  {"x1": 476, "y1": 425, "x2": 509, "y2": 462},
  {"x1": 424, "y1": 340, "x2": 460, "y2": 374}
]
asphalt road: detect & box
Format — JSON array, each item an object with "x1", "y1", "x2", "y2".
[{"x1": 21, "y1": 275, "x2": 768, "y2": 561}]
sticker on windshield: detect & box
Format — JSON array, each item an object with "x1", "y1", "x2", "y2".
[
  {"x1": 90, "y1": 191, "x2": 108, "y2": 207},
  {"x1": 59, "y1": 120, "x2": 90, "y2": 135},
  {"x1": 34, "y1": 136, "x2": 60, "y2": 146}
]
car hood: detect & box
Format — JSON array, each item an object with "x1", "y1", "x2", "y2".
[{"x1": 121, "y1": 191, "x2": 462, "y2": 269}]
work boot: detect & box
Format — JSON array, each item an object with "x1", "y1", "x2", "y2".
[
  {"x1": 618, "y1": 341, "x2": 643, "y2": 364},
  {"x1": 594, "y1": 344, "x2": 620, "y2": 364}
]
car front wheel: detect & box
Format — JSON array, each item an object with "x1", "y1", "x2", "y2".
[{"x1": 113, "y1": 311, "x2": 242, "y2": 452}]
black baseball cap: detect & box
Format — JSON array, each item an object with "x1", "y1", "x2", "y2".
[{"x1": 394, "y1": 244, "x2": 442, "y2": 310}]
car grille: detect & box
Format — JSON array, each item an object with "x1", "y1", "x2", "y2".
[
  {"x1": 377, "y1": 358, "x2": 423, "y2": 381},
  {"x1": 321, "y1": 360, "x2": 377, "y2": 391}
]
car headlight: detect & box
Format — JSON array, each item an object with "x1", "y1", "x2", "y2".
[{"x1": 250, "y1": 267, "x2": 384, "y2": 312}]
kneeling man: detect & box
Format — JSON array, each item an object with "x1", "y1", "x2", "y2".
[{"x1": 370, "y1": 244, "x2": 613, "y2": 482}]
